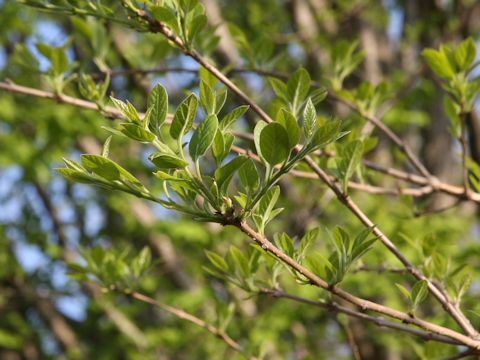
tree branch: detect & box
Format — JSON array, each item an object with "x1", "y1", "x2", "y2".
[
  {"x1": 125, "y1": 11, "x2": 477, "y2": 334},
  {"x1": 234, "y1": 220, "x2": 480, "y2": 349},
  {"x1": 126, "y1": 291, "x2": 257, "y2": 359}
]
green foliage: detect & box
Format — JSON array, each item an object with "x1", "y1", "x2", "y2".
[
  {"x1": 3, "y1": 1, "x2": 480, "y2": 359},
  {"x1": 306, "y1": 227, "x2": 375, "y2": 286},
  {"x1": 70, "y1": 246, "x2": 153, "y2": 290}
]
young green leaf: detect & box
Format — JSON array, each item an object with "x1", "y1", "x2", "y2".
[
  {"x1": 205, "y1": 250, "x2": 229, "y2": 273},
  {"x1": 147, "y1": 83, "x2": 168, "y2": 135},
  {"x1": 80, "y1": 155, "x2": 143, "y2": 187},
  {"x1": 170, "y1": 94, "x2": 198, "y2": 139},
  {"x1": 256, "y1": 185, "x2": 280, "y2": 219},
  {"x1": 239, "y1": 158, "x2": 260, "y2": 193},
  {"x1": 187, "y1": 14, "x2": 207, "y2": 45},
  {"x1": 213, "y1": 132, "x2": 234, "y2": 164},
  {"x1": 220, "y1": 105, "x2": 249, "y2": 130},
  {"x1": 101, "y1": 136, "x2": 112, "y2": 158},
  {"x1": 149, "y1": 153, "x2": 189, "y2": 169},
  {"x1": 212, "y1": 129, "x2": 226, "y2": 163},
  {"x1": 259, "y1": 123, "x2": 290, "y2": 166},
  {"x1": 254, "y1": 120, "x2": 268, "y2": 160},
  {"x1": 199, "y1": 80, "x2": 215, "y2": 115},
  {"x1": 277, "y1": 109, "x2": 300, "y2": 149},
  {"x1": 189, "y1": 114, "x2": 218, "y2": 161},
  {"x1": 337, "y1": 140, "x2": 364, "y2": 192},
  {"x1": 454, "y1": 37, "x2": 476, "y2": 72},
  {"x1": 119, "y1": 123, "x2": 155, "y2": 143},
  {"x1": 411, "y1": 280, "x2": 428, "y2": 309},
  {"x1": 287, "y1": 68, "x2": 311, "y2": 113},
  {"x1": 422, "y1": 48, "x2": 455, "y2": 79},
  {"x1": 215, "y1": 88, "x2": 228, "y2": 114},
  {"x1": 310, "y1": 120, "x2": 341, "y2": 149},
  {"x1": 214, "y1": 156, "x2": 248, "y2": 191},
  {"x1": 56, "y1": 168, "x2": 97, "y2": 184},
  {"x1": 150, "y1": 6, "x2": 179, "y2": 33},
  {"x1": 268, "y1": 77, "x2": 288, "y2": 100},
  {"x1": 310, "y1": 87, "x2": 328, "y2": 106},
  {"x1": 395, "y1": 283, "x2": 411, "y2": 301},
  {"x1": 110, "y1": 97, "x2": 141, "y2": 123},
  {"x1": 303, "y1": 98, "x2": 317, "y2": 138}
]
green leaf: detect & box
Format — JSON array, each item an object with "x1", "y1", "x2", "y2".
[
  {"x1": 150, "y1": 5, "x2": 179, "y2": 32},
  {"x1": 170, "y1": 94, "x2": 198, "y2": 139},
  {"x1": 36, "y1": 43, "x2": 69, "y2": 75},
  {"x1": 287, "y1": 68, "x2": 311, "y2": 113},
  {"x1": 239, "y1": 158, "x2": 259, "y2": 193},
  {"x1": 187, "y1": 14, "x2": 207, "y2": 44},
  {"x1": 111, "y1": 97, "x2": 141, "y2": 123},
  {"x1": 101, "y1": 136, "x2": 112, "y2": 158},
  {"x1": 276, "y1": 233, "x2": 294, "y2": 256},
  {"x1": 205, "y1": 250, "x2": 229, "y2": 272},
  {"x1": 119, "y1": 123, "x2": 155, "y2": 143},
  {"x1": 268, "y1": 77, "x2": 288, "y2": 100},
  {"x1": 149, "y1": 153, "x2": 189, "y2": 169},
  {"x1": 303, "y1": 98, "x2": 317, "y2": 138},
  {"x1": 422, "y1": 48, "x2": 455, "y2": 79},
  {"x1": 259, "y1": 123, "x2": 290, "y2": 165},
  {"x1": 56, "y1": 168, "x2": 97, "y2": 184},
  {"x1": 257, "y1": 185, "x2": 280, "y2": 219},
  {"x1": 81, "y1": 154, "x2": 121, "y2": 180},
  {"x1": 411, "y1": 280, "x2": 428, "y2": 308},
  {"x1": 199, "y1": 80, "x2": 215, "y2": 115},
  {"x1": 337, "y1": 140, "x2": 364, "y2": 192},
  {"x1": 214, "y1": 156, "x2": 248, "y2": 191},
  {"x1": 147, "y1": 83, "x2": 168, "y2": 135},
  {"x1": 454, "y1": 37, "x2": 476, "y2": 72},
  {"x1": 229, "y1": 246, "x2": 250, "y2": 277},
  {"x1": 310, "y1": 87, "x2": 328, "y2": 105},
  {"x1": 305, "y1": 252, "x2": 330, "y2": 279},
  {"x1": 277, "y1": 109, "x2": 300, "y2": 149},
  {"x1": 395, "y1": 283, "x2": 411, "y2": 301},
  {"x1": 215, "y1": 88, "x2": 228, "y2": 114},
  {"x1": 153, "y1": 171, "x2": 184, "y2": 181},
  {"x1": 254, "y1": 120, "x2": 268, "y2": 160},
  {"x1": 189, "y1": 114, "x2": 218, "y2": 161},
  {"x1": 136, "y1": 247, "x2": 152, "y2": 272},
  {"x1": 199, "y1": 66, "x2": 218, "y2": 88},
  {"x1": 80, "y1": 155, "x2": 143, "y2": 187},
  {"x1": 62, "y1": 158, "x2": 87, "y2": 172},
  {"x1": 310, "y1": 120, "x2": 341, "y2": 149},
  {"x1": 220, "y1": 105, "x2": 249, "y2": 130},
  {"x1": 212, "y1": 129, "x2": 225, "y2": 162}
]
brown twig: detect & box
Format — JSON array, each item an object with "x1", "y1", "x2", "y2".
[
  {"x1": 260, "y1": 288, "x2": 460, "y2": 345},
  {"x1": 336, "y1": 317, "x2": 363, "y2": 360},
  {"x1": 127, "y1": 291, "x2": 257, "y2": 359},
  {"x1": 236, "y1": 222, "x2": 480, "y2": 349},
  {"x1": 441, "y1": 349, "x2": 478, "y2": 360},
  {"x1": 3, "y1": 37, "x2": 477, "y2": 335},
  {"x1": 351, "y1": 265, "x2": 408, "y2": 274}
]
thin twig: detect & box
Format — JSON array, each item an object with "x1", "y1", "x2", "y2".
[
  {"x1": 3, "y1": 35, "x2": 477, "y2": 335},
  {"x1": 260, "y1": 289, "x2": 460, "y2": 346},
  {"x1": 441, "y1": 349, "x2": 478, "y2": 360},
  {"x1": 0, "y1": 80, "x2": 432, "y2": 199},
  {"x1": 351, "y1": 265, "x2": 408, "y2": 274},
  {"x1": 127, "y1": 10, "x2": 479, "y2": 336},
  {"x1": 127, "y1": 291, "x2": 257, "y2": 359},
  {"x1": 236, "y1": 222, "x2": 480, "y2": 348}
]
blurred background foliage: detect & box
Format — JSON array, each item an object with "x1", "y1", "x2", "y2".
[{"x1": 0, "y1": 0, "x2": 479, "y2": 359}]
